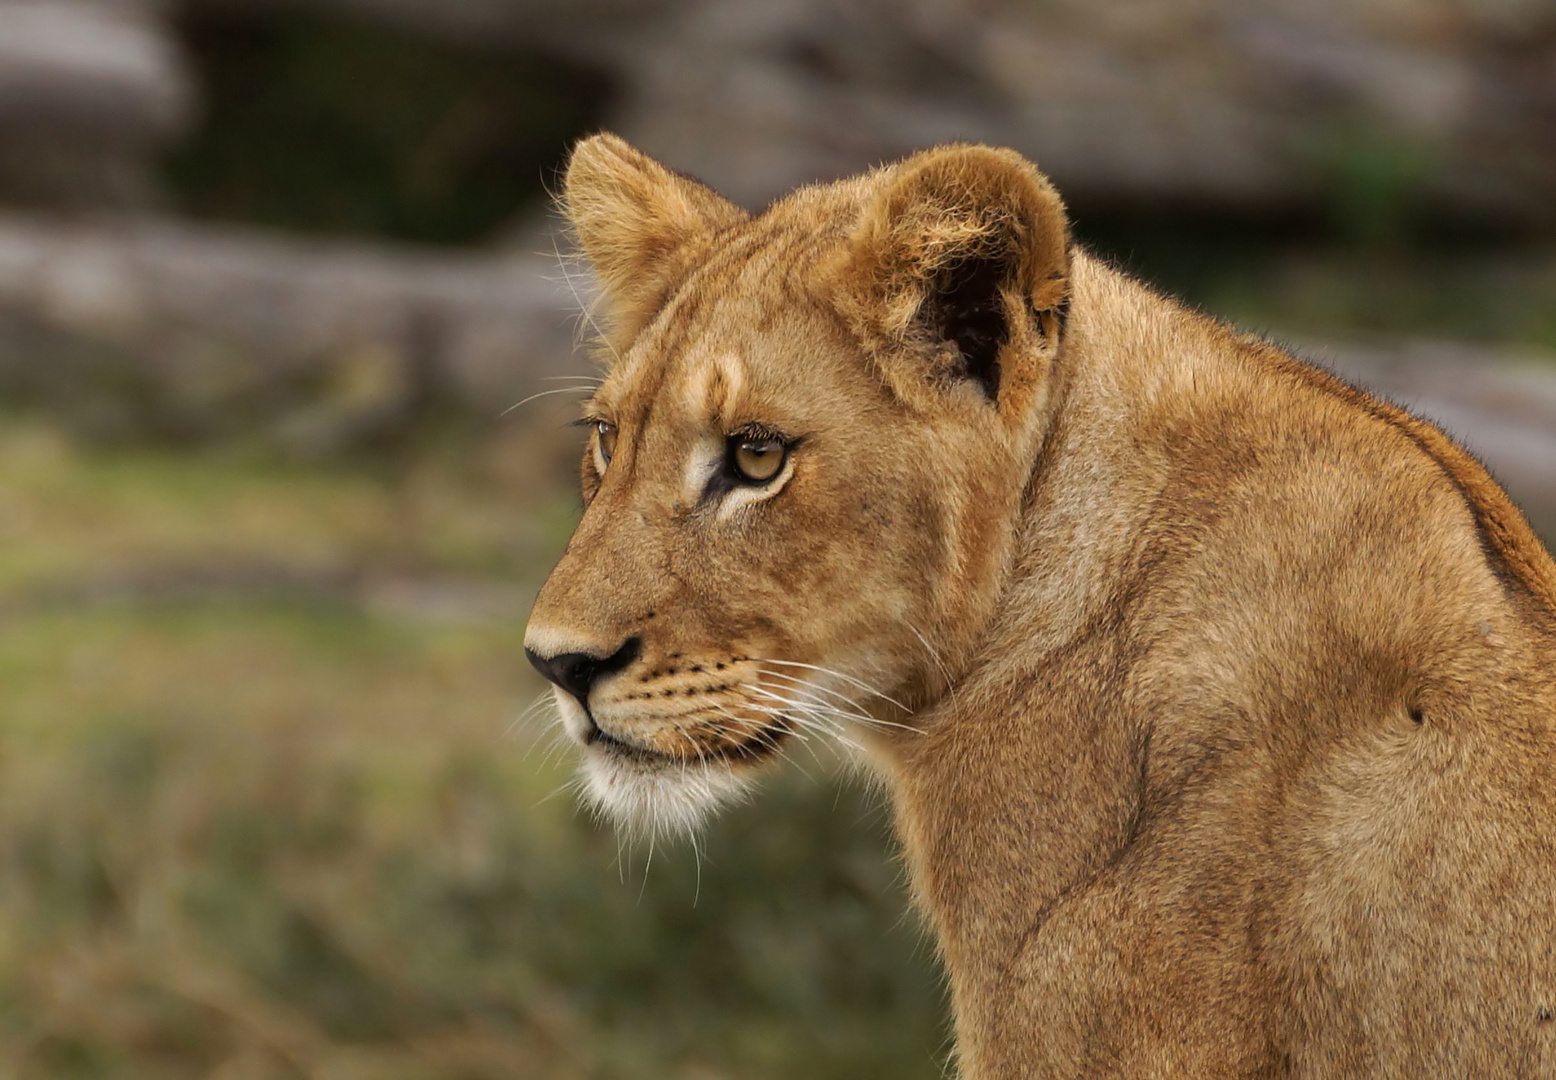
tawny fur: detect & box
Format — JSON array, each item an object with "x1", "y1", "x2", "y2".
[{"x1": 526, "y1": 133, "x2": 1556, "y2": 1077}]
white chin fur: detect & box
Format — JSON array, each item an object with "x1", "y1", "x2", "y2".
[
  {"x1": 550, "y1": 690, "x2": 753, "y2": 838},
  {"x1": 578, "y1": 750, "x2": 752, "y2": 840}
]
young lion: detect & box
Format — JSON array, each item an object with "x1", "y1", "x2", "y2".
[{"x1": 524, "y1": 134, "x2": 1556, "y2": 1077}]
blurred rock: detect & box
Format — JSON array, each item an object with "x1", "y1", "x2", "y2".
[{"x1": 0, "y1": 0, "x2": 195, "y2": 208}]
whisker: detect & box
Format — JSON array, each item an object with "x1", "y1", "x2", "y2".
[
  {"x1": 716, "y1": 702, "x2": 817, "y2": 745},
  {"x1": 753, "y1": 672, "x2": 921, "y2": 740},
  {"x1": 534, "y1": 773, "x2": 587, "y2": 809},
  {"x1": 511, "y1": 691, "x2": 560, "y2": 743},
  {"x1": 688, "y1": 829, "x2": 704, "y2": 907},
  {"x1": 749, "y1": 685, "x2": 872, "y2": 727},
  {"x1": 549, "y1": 231, "x2": 622, "y2": 366},
  {"x1": 753, "y1": 669, "x2": 925, "y2": 735},
  {"x1": 749, "y1": 683, "x2": 924, "y2": 737},
  {"x1": 706, "y1": 706, "x2": 811, "y2": 770},
  {"x1": 737, "y1": 691, "x2": 843, "y2": 731},
  {"x1": 500, "y1": 385, "x2": 598, "y2": 416},
  {"x1": 756, "y1": 668, "x2": 874, "y2": 716},
  {"x1": 739, "y1": 695, "x2": 866, "y2": 756},
  {"x1": 748, "y1": 716, "x2": 819, "y2": 778},
  {"x1": 638, "y1": 830, "x2": 657, "y2": 902},
  {"x1": 537, "y1": 733, "x2": 574, "y2": 773},
  {"x1": 757, "y1": 659, "x2": 910, "y2": 711},
  {"x1": 907, "y1": 620, "x2": 958, "y2": 702}
]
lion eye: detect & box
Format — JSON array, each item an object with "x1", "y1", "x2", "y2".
[
  {"x1": 731, "y1": 437, "x2": 786, "y2": 484},
  {"x1": 595, "y1": 421, "x2": 618, "y2": 470}
]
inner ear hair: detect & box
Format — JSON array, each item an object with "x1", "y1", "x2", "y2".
[{"x1": 926, "y1": 254, "x2": 1013, "y2": 401}]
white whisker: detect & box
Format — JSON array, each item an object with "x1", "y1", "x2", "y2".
[
  {"x1": 749, "y1": 685, "x2": 873, "y2": 727},
  {"x1": 549, "y1": 231, "x2": 622, "y2": 366},
  {"x1": 751, "y1": 679, "x2": 924, "y2": 737},
  {"x1": 512, "y1": 690, "x2": 560, "y2": 743},
  {"x1": 757, "y1": 659, "x2": 910, "y2": 711},
  {"x1": 907, "y1": 620, "x2": 958, "y2": 703},
  {"x1": 689, "y1": 829, "x2": 704, "y2": 907},
  {"x1": 739, "y1": 694, "x2": 866, "y2": 756},
  {"x1": 500, "y1": 385, "x2": 598, "y2": 416},
  {"x1": 757, "y1": 668, "x2": 874, "y2": 716},
  {"x1": 534, "y1": 772, "x2": 587, "y2": 809}
]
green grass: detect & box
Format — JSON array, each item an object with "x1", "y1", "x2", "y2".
[{"x1": 0, "y1": 419, "x2": 948, "y2": 1079}]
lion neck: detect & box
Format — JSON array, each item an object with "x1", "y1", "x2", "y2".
[{"x1": 878, "y1": 251, "x2": 1213, "y2": 1051}]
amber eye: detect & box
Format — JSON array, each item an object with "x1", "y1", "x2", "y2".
[
  {"x1": 594, "y1": 421, "x2": 618, "y2": 470},
  {"x1": 731, "y1": 437, "x2": 786, "y2": 484}
]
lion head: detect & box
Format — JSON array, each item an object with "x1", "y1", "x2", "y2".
[{"x1": 524, "y1": 135, "x2": 1071, "y2": 835}]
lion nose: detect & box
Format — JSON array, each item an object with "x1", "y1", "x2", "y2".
[{"x1": 525, "y1": 637, "x2": 641, "y2": 704}]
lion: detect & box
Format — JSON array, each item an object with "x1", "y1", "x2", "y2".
[{"x1": 523, "y1": 133, "x2": 1556, "y2": 1077}]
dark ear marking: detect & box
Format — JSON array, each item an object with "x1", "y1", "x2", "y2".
[
  {"x1": 1030, "y1": 290, "x2": 1070, "y2": 344},
  {"x1": 928, "y1": 256, "x2": 1011, "y2": 401}
]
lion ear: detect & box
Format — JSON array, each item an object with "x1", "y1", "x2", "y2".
[
  {"x1": 561, "y1": 133, "x2": 747, "y2": 349},
  {"x1": 840, "y1": 144, "x2": 1070, "y2": 404}
]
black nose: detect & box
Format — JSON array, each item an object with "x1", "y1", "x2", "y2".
[{"x1": 525, "y1": 637, "x2": 641, "y2": 703}]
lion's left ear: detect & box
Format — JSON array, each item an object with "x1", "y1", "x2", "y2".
[
  {"x1": 562, "y1": 133, "x2": 747, "y2": 351},
  {"x1": 838, "y1": 144, "x2": 1070, "y2": 407}
]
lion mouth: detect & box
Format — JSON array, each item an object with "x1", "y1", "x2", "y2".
[{"x1": 583, "y1": 713, "x2": 792, "y2": 765}]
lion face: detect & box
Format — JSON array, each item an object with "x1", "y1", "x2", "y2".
[{"x1": 524, "y1": 135, "x2": 1071, "y2": 835}]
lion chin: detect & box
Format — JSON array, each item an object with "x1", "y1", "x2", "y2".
[
  {"x1": 554, "y1": 693, "x2": 755, "y2": 839},
  {"x1": 578, "y1": 752, "x2": 752, "y2": 839}
]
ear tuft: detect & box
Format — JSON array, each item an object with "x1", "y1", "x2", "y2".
[
  {"x1": 561, "y1": 134, "x2": 746, "y2": 349},
  {"x1": 841, "y1": 145, "x2": 1070, "y2": 405}
]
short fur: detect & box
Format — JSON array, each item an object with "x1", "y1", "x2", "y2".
[{"x1": 526, "y1": 133, "x2": 1556, "y2": 1077}]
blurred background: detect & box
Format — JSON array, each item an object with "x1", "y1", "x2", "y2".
[{"x1": 0, "y1": 0, "x2": 1552, "y2": 1076}]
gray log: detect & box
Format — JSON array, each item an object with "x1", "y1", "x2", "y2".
[{"x1": 0, "y1": 211, "x2": 590, "y2": 452}]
